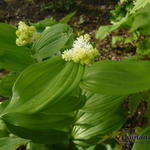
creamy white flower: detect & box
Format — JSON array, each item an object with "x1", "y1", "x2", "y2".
[
  {"x1": 45, "y1": 26, "x2": 51, "y2": 30},
  {"x1": 62, "y1": 34, "x2": 99, "y2": 65}
]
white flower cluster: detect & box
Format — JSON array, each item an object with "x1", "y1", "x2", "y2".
[
  {"x1": 62, "y1": 34, "x2": 99, "y2": 65},
  {"x1": 16, "y1": 21, "x2": 40, "y2": 46}
]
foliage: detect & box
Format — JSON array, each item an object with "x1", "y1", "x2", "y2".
[
  {"x1": 96, "y1": 0, "x2": 150, "y2": 55},
  {"x1": 111, "y1": 0, "x2": 134, "y2": 23},
  {"x1": 1, "y1": 8, "x2": 150, "y2": 150}
]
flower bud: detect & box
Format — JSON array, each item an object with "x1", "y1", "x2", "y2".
[{"x1": 16, "y1": 21, "x2": 40, "y2": 46}]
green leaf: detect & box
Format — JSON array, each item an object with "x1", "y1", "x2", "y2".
[
  {"x1": 0, "y1": 120, "x2": 9, "y2": 138},
  {"x1": 96, "y1": 0, "x2": 150, "y2": 42},
  {"x1": 32, "y1": 18, "x2": 57, "y2": 31},
  {"x1": 73, "y1": 94, "x2": 127, "y2": 148},
  {"x1": 0, "y1": 41, "x2": 35, "y2": 71},
  {"x1": 60, "y1": 11, "x2": 76, "y2": 24},
  {"x1": 32, "y1": 24, "x2": 73, "y2": 61},
  {"x1": 1, "y1": 56, "x2": 85, "y2": 144},
  {"x1": 0, "y1": 129, "x2": 9, "y2": 138},
  {"x1": 2, "y1": 96, "x2": 85, "y2": 132},
  {"x1": 132, "y1": 126, "x2": 150, "y2": 150},
  {"x1": 96, "y1": 17, "x2": 128, "y2": 40},
  {"x1": 3, "y1": 121, "x2": 70, "y2": 144},
  {"x1": 0, "y1": 137, "x2": 28, "y2": 150},
  {"x1": 80, "y1": 60, "x2": 150, "y2": 95},
  {"x1": 130, "y1": 0, "x2": 150, "y2": 14},
  {"x1": 114, "y1": 145, "x2": 121, "y2": 150},
  {"x1": 2, "y1": 97, "x2": 85, "y2": 144},
  {"x1": 0, "y1": 72, "x2": 19, "y2": 97},
  {"x1": 96, "y1": 25, "x2": 118, "y2": 40},
  {"x1": 131, "y1": 4, "x2": 150, "y2": 33},
  {"x1": 136, "y1": 39, "x2": 150, "y2": 55},
  {"x1": 27, "y1": 142, "x2": 48, "y2": 150},
  {"x1": 0, "y1": 23, "x2": 16, "y2": 44},
  {"x1": 3, "y1": 56, "x2": 84, "y2": 114},
  {"x1": 0, "y1": 101, "x2": 10, "y2": 114},
  {"x1": 0, "y1": 23, "x2": 34, "y2": 71}
]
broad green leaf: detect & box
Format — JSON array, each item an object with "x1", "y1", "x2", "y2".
[
  {"x1": 2, "y1": 112, "x2": 74, "y2": 131},
  {"x1": 0, "y1": 72, "x2": 19, "y2": 97},
  {"x1": 72, "y1": 94, "x2": 126, "y2": 148},
  {"x1": 2, "y1": 96, "x2": 85, "y2": 132},
  {"x1": 3, "y1": 121, "x2": 70, "y2": 144},
  {"x1": 1, "y1": 56, "x2": 85, "y2": 143},
  {"x1": 0, "y1": 101, "x2": 10, "y2": 114},
  {"x1": 0, "y1": 137, "x2": 28, "y2": 150},
  {"x1": 0, "y1": 23, "x2": 34, "y2": 71},
  {"x1": 0, "y1": 129, "x2": 9, "y2": 138},
  {"x1": 32, "y1": 24, "x2": 73, "y2": 60},
  {"x1": 80, "y1": 60, "x2": 150, "y2": 95},
  {"x1": 0, "y1": 120, "x2": 9, "y2": 138},
  {"x1": 0, "y1": 23, "x2": 16, "y2": 44},
  {"x1": 3, "y1": 56, "x2": 84, "y2": 114},
  {"x1": 132, "y1": 126, "x2": 150, "y2": 150},
  {"x1": 0, "y1": 41, "x2": 35, "y2": 71},
  {"x1": 2, "y1": 97, "x2": 85, "y2": 144}
]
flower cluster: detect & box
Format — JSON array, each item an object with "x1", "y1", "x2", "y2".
[
  {"x1": 16, "y1": 21, "x2": 40, "y2": 46},
  {"x1": 62, "y1": 34, "x2": 99, "y2": 65}
]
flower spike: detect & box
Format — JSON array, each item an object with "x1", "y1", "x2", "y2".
[{"x1": 62, "y1": 34, "x2": 99, "y2": 65}]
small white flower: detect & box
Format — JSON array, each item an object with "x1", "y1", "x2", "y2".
[
  {"x1": 45, "y1": 26, "x2": 51, "y2": 30},
  {"x1": 62, "y1": 34, "x2": 99, "y2": 65}
]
